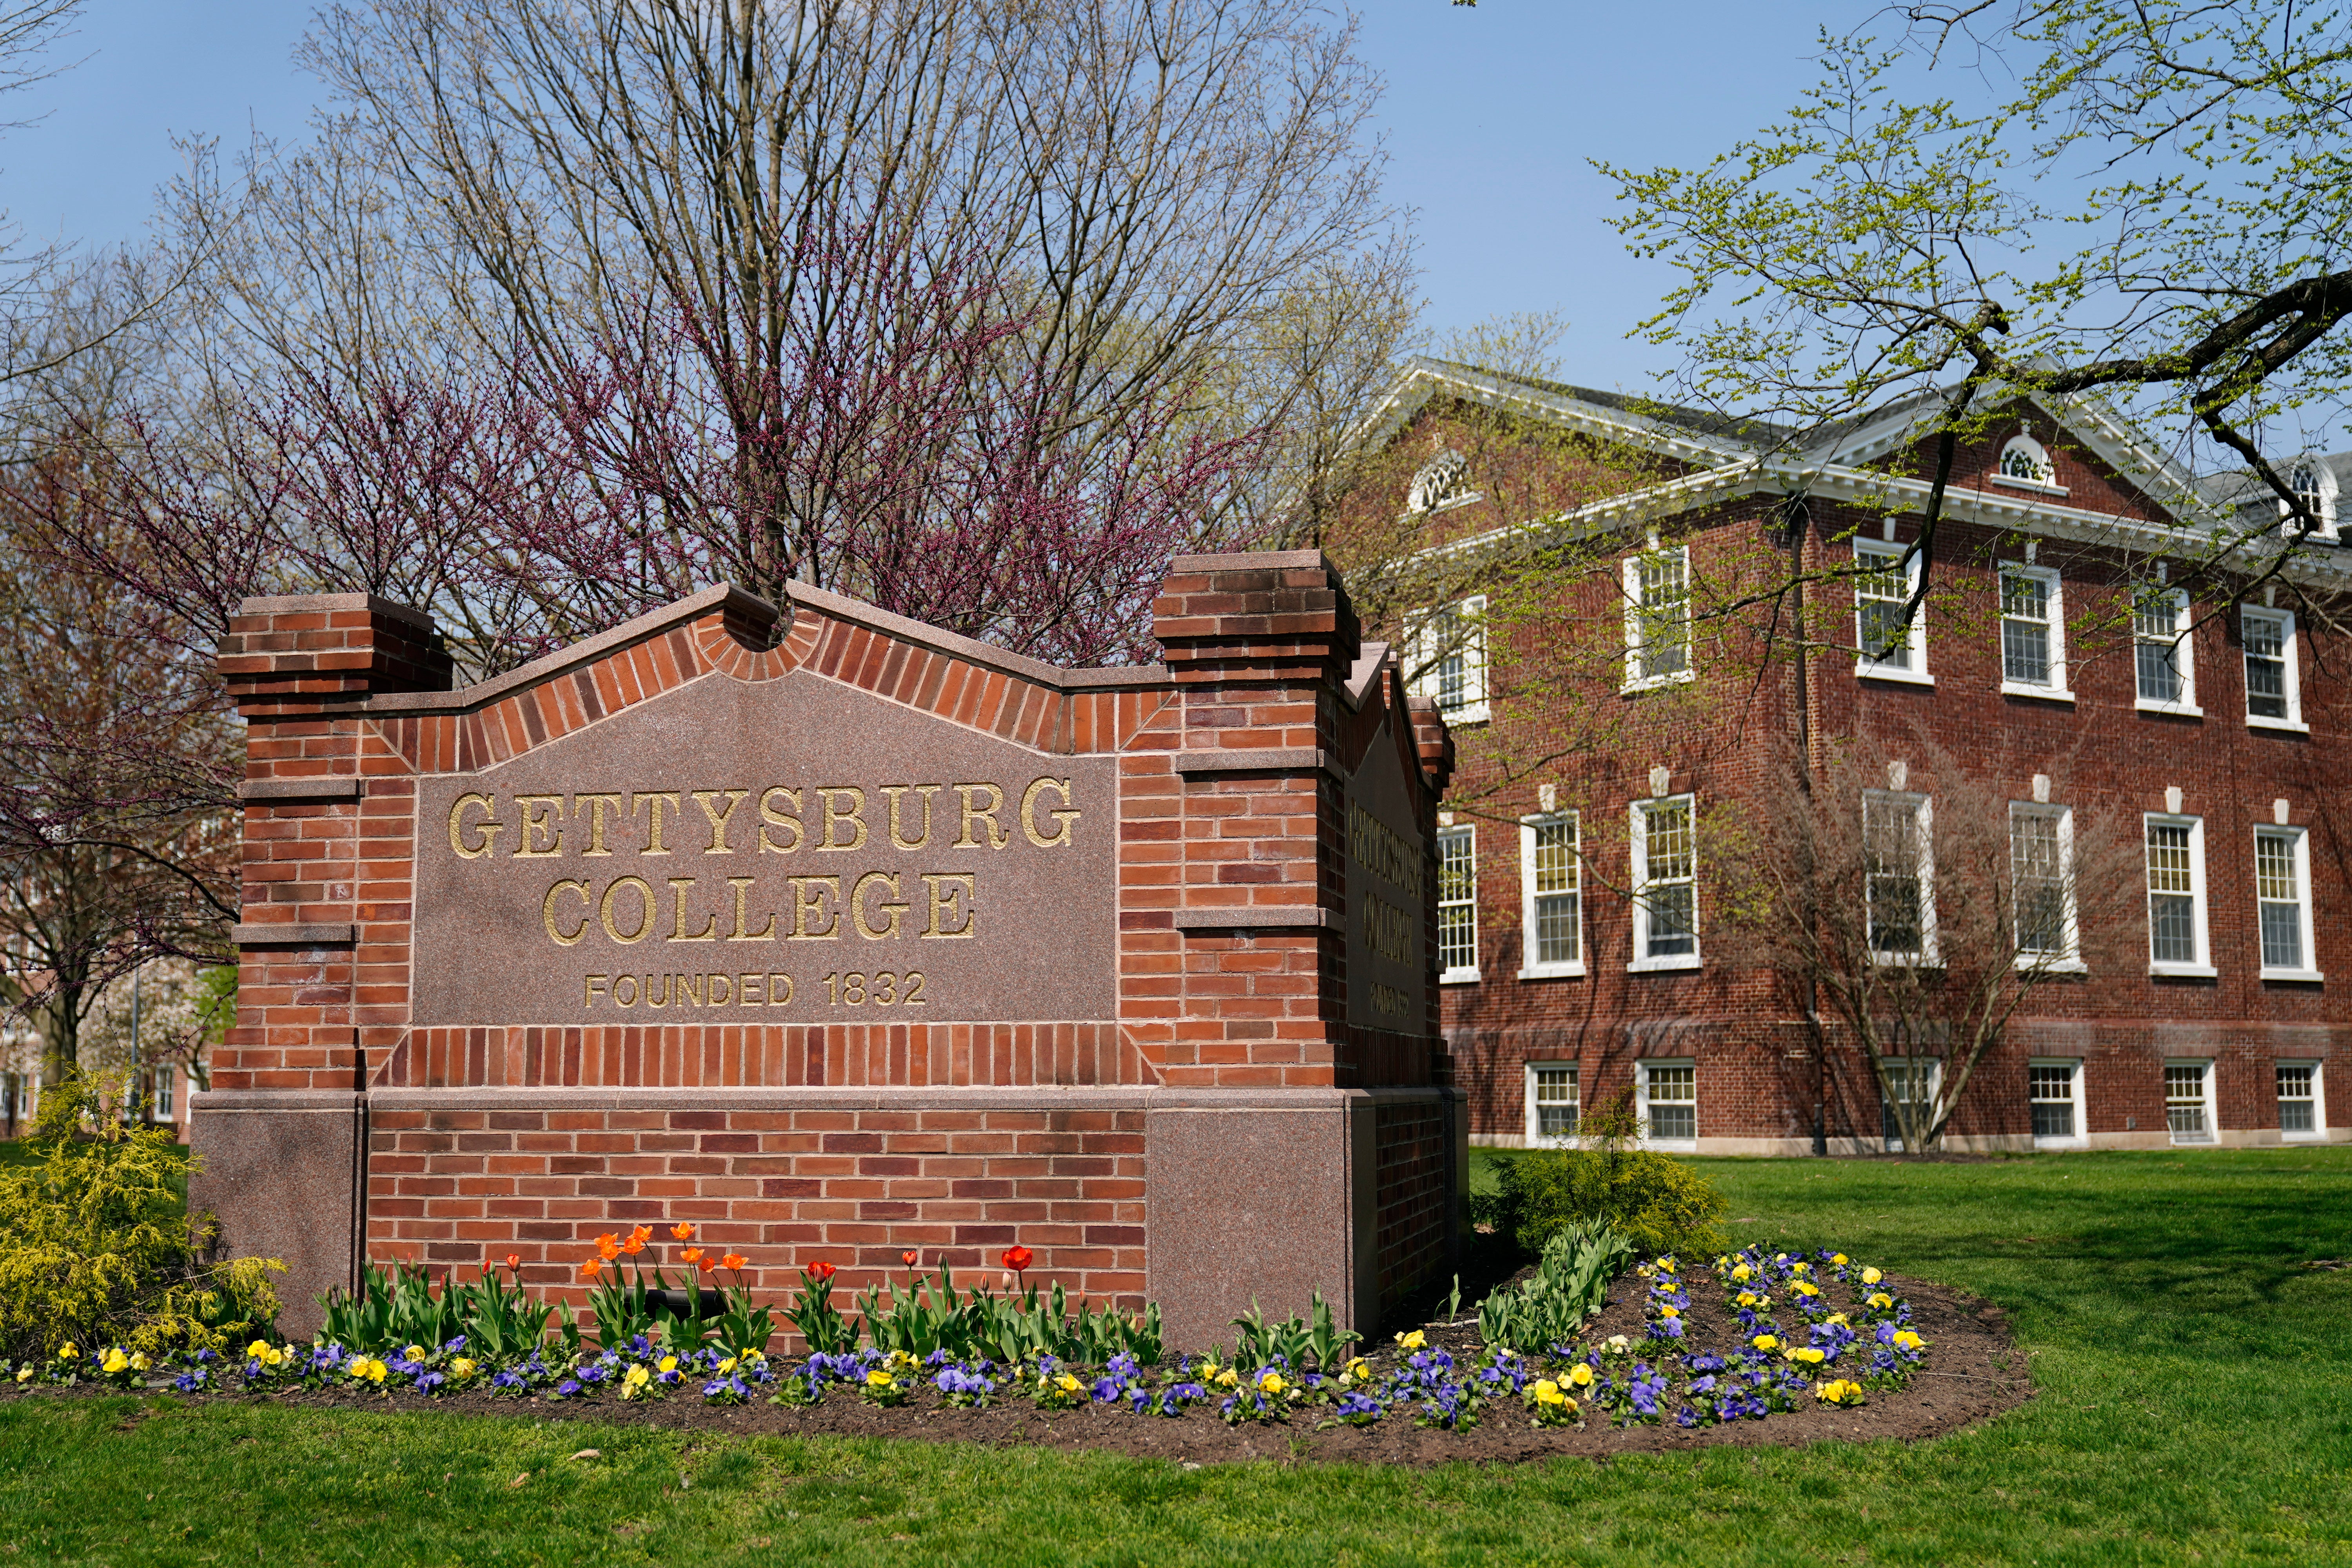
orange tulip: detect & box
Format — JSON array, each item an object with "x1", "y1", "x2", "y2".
[
  {"x1": 580, "y1": 1257, "x2": 604, "y2": 1280},
  {"x1": 596, "y1": 1232, "x2": 621, "y2": 1260},
  {"x1": 629, "y1": 1224, "x2": 652, "y2": 1245},
  {"x1": 681, "y1": 1247, "x2": 704, "y2": 1265},
  {"x1": 697, "y1": 1253, "x2": 718, "y2": 1274},
  {"x1": 670, "y1": 1222, "x2": 696, "y2": 1241},
  {"x1": 722, "y1": 1253, "x2": 748, "y2": 1272},
  {"x1": 503, "y1": 1252, "x2": 522, "y2": 1272},
  {"x1": 621, "y1": 1233, "x2": 646, "y2": 1256}
]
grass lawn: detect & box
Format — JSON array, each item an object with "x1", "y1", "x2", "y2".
[{"x1": 5, "y1": 1148, "x2": 2348, "y2": 1566}]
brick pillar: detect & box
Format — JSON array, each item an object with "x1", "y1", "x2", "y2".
[
  {"x1": 1140, "y1": 552, "x2": 1401, "y2": 1341},
  {"x1": 194, "y1": 594, "x2": 451, "y2": 1334}
]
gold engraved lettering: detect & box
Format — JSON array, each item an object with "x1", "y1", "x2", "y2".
[
  {"x1": 738, "y1": 971, "x2": 764, "y2": 1005},
  {"x1": 586, "y1": 974, "x2": 608, "y2": 1008},
  {"x1": 633, "y1": 791, "x2": 684, "y2": 855},
  {"x1": 692, "y1": 788, "x2": 750, "y2": 853},
  {"x1": 513, "y1": 794, "x2": 566, "y2": 858},
  {"x1": 542, "y1": 879, "x2": 593, "y2": 945},
  {"x1": 769, "y1": 973, "x2": 796, "y2": 1005},
  {"x1": 600, "y1": 876, "x2": 655, "y2": 944},
  {"x1": 954, "y1": 783, "x2": 1009, "y2": 849},
  {"x1": 757, "y1": 787, "x2": 804, "y2": 853},
  {"x1": 1359, "y1": 891, "x2": 1415, "y2": 965},
  {"x1": 677, "y1": 973, "x2": 706, "y2": 1006},
  {"x1": 817, "y1": 787, "x2": 868, "y2": 851},
  {"x1": 448, "y1": 793, "x2": 503, "y2": 859},
  {"x1": 574, "y1": 793, "x2": 626, "y2": 855},
  {"x1": 724, "y1": 876, "x2": 777, "y2": 941},
  {"x1": 920, "y1": 872, "x2": 977, "y2": 939},
  {"x1": 1021, "y1": 777, "x2": 1078, "y2": 848},
  {"x1": 646, "y1": 973, "x2": 670, "y2": 1009},
  {"x1": 788, "y1": 876, "x2": 841, "y2": 939},
  {"x1": 708, "y1": 973, "x2": 732, "y2": 1006},
  {"x1": 613, "y1": 974, "x2": 640, "y2": 1006},
  {"x1": 852, "y1": 872, "x2": 908, "y2": 939},
  {"x1": 882, "y1": 785, "x2": 940, "y2": 850},
  {"x1": 668, "y1": 877, "x2": 719, "y2": 941}
]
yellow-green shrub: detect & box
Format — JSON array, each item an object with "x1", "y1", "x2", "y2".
[
  {"x1": 0, "y1": 1075, "x2": 280, "y2": 1357},
  {"x1": 1491, "y1": 1089, "x2": 1728, "y2": 1258}
]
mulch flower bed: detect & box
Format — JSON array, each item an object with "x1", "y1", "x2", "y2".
[{"x1": 5, "y1": 1255, "x2": 2031, "y2": 1468}]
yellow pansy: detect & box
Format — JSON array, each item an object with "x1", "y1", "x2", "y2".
[
  {"x1": 1343, "y1": 1358, "x2": 1370, "y2": 1383},
  {"x1": 1826, "y1": 1314, "x2": 1850, "y2": 1327},
  {"x1": 1786, "y1": 1346, "x2": 1826, "y2": 1365},
  {"x1": 1258, "y1": 1372, "x2": 1286, "y2": 1395},
  {"x1": 129, "y1": 1352, "x2": 151, "y2": 1373},
  {"x1": 866, "y1": 1369, "x2": 895, "y2": 1388},
  {"x1": 404, "y1": 1345, "x2": 427, "y2": 1362},
  {"x1": 1795, "y1": 1281, "x2": 1821, "y2": 1298},
  {"x1": 13, "y1": 1367, "x2": 30, "y2": 1384},
  {"x1": 245, "y1": 1340, "x2": 272, "y2": 1359},
  {"x1": 1056, "y1": 1373, "x2": 1082, "y2": 1392},
  {"x1": 450, "y1": 1358, "x2": 477, "y2": 1378},
  {"x1": 101, "y1": 1349, "x2": 130, "y2": 1375},
  {"x1": 717, "y1": 1357, "x2": 737, "y2": 1374},
  {"x1": 1567, "y1": 1363, "x2": 1594, "y2": 1387},
  {"x1": 1395, "y1": 1330, "x2": 1426, "y2": 1350},
  {"x1": 1831, "y1": 1253, "x2": 1849, "y2": 1266},
  {"x1": 1532, "y1": 1379, "x2": 1566, "y2": 1406},
  {"x1": 1751, "y1": 1334, "x2": 1780, "y2": 1352},
  {"x1": 1790, "y1": 1261, "x2": 1810, "y2": 1276},
  {"x1": 1730, "y1": 1264, "x2": 1753, "y2": 1283},
  {"x1": 659, "y1": 1355, "x2": 678, "y2": 1373},
  {"x1": 1659, "y1": 1305, "x2": 1680, "y2": 1319},
  {"x1": 1214, "y1": 1368, "x2": 1238, "y2": 1388},
  {"x1": 1736, "y1": 1291, "x2": 1759, "y2": 1307},
  {"x1": 58, "y1": 1344, "x2": 76, "y2": 1359},
  {"x1": 621, "y1": 1364, "x2": 651, "y2": 1398},
  {"x1": 1894, "y1": 1330, "x2": 1926, "y2": 1350},
  {"x1": 1861, "y1": 1267, "x2": 1883, "y2": 1285},
  {"x1": 1867, "y1": 1292, "x2": 1894, "y2": 1309}
]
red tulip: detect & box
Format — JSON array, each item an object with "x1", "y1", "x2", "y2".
[
  {"x1": 503, "y1": 1253, "x2": 522, "y2": 1272},
  {"x1": 902, "y1": 1250, "x2": 919, "y2": 1269},
  {"x1": 807, "y1": 1261, "x2": 837, "y2": 1282},
  {"x1": 696, "y1": 1253, "x2": 718, "y2": 1274},
  {"x1": 1002, "y1": 1245, "x2": 1033, "y2": 1274}
]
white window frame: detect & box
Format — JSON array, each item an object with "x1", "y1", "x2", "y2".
[
  {"x1": 1629, "y1": 793, "x2": 1702, "y2": 972},
  {"x1": 1526, "y1": 1060, "x2": 1580, "y2": 1146},
  {"x1": 2133, "y1": 586, "x2": 2200, "y2": 715},
  {"x1": 2276, "y1": 1060, "x2": 2326, "y2": 1141},
  {"x1": 1992, "y1": 432, "x2": 2067, "y2": 495},
  {"x1": 1862, "y1": 790, "x2": 1938, "y2": 964},
  {"x1": 2010, "y1": 803, "x2": 2083, "y2": 973},
  {"x1": 2254, "y1": 824, "x2": 2322, "y2": 982},
  {"x1": 1853, "y1": 540, "x2": 1931, "y2": 685},
  {"x1": 2240, "y1": 606, "x2": 2306, "y2": 733},
  {"x1": 1636, "y1": 1058, "x2": 1698, "y2": 1150},
  {"x1": 1437, "y1": 824, "x2": 1480, "y2": 984},
  {"x1": 2280, "y1": 458, "x2": 2339, "y2": 540},
  {"x1": 2143, "y1": 813, "x2": 2214, "y2": 978},
  {"x1": 1996, "y1": 560, "x2": 2072, "y2": 701},
  {"x1": 152, "y1": 1062, "x2": 176, "y2": 1119},
  {"x1": 1518, "y1": 812, "x2": 1585, "y2": 978},
  {"x1": 1621, "y1": 544, "x2": 1697, "y2": 692},
  {"x1": 2165, "y1": 1058, "x2": 2218, "y2": 1145},
  {"x1": 1411, "y1": 596, "x2": 1490, "y2": 726},
  {"x1": 1878, "y1": 1056, "x2": 1944, "y2": 1152},
  {"x1": 2028, "y1": 1058, "x2": 2087, "y2": 1149}
]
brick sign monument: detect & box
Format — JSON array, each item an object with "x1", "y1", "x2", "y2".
[{"x1": 190, "y1": 552, "x2": 1460, "y2": 1346}]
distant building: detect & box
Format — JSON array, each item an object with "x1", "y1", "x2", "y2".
[{"x1": 1341, "y1": 357, "x2": 2347, "y2": 1153}]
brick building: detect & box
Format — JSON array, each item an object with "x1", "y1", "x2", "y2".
[{"x1": 1343, "y1": 358, "x2": 2349, "y2": 1154}]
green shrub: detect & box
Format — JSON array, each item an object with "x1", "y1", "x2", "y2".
[
  {"x1": 1477, "y1": 1220, "x2": 1637, "y2": 1352},
  {"x1": 1492, "y1": 1090, "x2": 1728, "y2": 1258},
  {"x1": 0, "y1": 1074, "x2": 280, "y2": 1358}
]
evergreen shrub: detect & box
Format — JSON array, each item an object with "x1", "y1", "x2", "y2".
[{"x1": 1490, "y1": 1089, "x2": 1729, "y2": 1258}]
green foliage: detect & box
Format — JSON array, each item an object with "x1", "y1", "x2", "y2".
[
  {"x1": 0, "y1": 1073, "x2": 279, "y2": 1357},
  {"x1": 1491, "y1": 1090, "x2": 1728, "y2": 1258},
  {"x1": 1228, "y1": 1292, "x2": 1358, "y2": 1370},
  {"x1": 854, "y1": 1266, "x2": 1164, "y2": 1368},
  {"x1": 319, "y1": 1261, "x2": 549, "y2": 1359},
  {"x1": 1477, "y1": 1221, "x2": 1636, "y2": 1353}
]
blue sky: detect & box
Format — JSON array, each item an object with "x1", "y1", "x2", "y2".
[{"x1": 0, "y1": 1, "x2": 1851, "y2": 392}]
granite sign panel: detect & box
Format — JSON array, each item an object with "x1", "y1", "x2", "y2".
[
  {"x1": 411, "y1": 670, "x2": 1118, "y2": 1025},
  {"x1": 1344, "y1": 721, "x2": 1426, "y2": 1030}
]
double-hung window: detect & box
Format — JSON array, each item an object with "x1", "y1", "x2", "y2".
[
  {"x1": 1638, "y1": 1060, "x2": 1697, "y2": 1148},
  {"x1": 2165, "y1": 1060, "x2": 2216, "y2": 1144},
  {"x1": 2241, "y1": 606, "x2": 2305, "y2": 730},
  {"x1": 2010, "y1": 804, "x2": 2079, "y2": 969},
  {"x1": 1878, "y1": 1057, "x2": 1941, "y2": 1151},
  {"x1": 2134, "y1": 587, "x2": 2198, "y2": 713},
  {"x1": 1998, "y1": 563, "x2": 2069, "y2": 698},
  {"x1": 1630, "y1": 793, "x2": 1700, "y2": 969},
  {"x1": 2255, "y1": 825, "x2": 2320, "y2": 980},
  {"x1": 152, "y1": 1064, "x2": 174, "y2": 1119},
  {"x1": 1527, "y1": 1062, "x2": 1579, "y2": 1144},
  {"x1": 2277, "y1": 1062, "x2": 2324, "y2": 1139},
  {"x1": 1622, "y1": 545, "x2": 1694, "y2": 690},
  {"x1": 1437, "y1": 825, "x2": 1479, "y2": 982},
  {"x1": 1519, "y1": 813, "x2": 1583, "y2": 977},
  {"x1": 1863, "y1": 791, "x2": 1935, "y2": 961},
  {"x1": 1412, "y1": 597, "x2": 1490, "y2": 725},
  {"x1": 2029, "y1": 1060, "x2": 2086, "y2": 1147},
  {"x1": 1853, "y1": 541, "x2": 1927, "y2": 680},
  {"x1": 2144, "y1": 815, "x2": 2212, "y2": 976}
]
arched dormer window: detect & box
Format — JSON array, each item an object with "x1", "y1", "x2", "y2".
[
  {"x1": 1996, "y1": 430, "x2": 2057, "y2": 488},
  {"x1": 1406, "y1": 448, "x2": 1472, "y2": 514},
  {"x1": 2281, "y1": 458, "x2": 2337, "y2": 539}
]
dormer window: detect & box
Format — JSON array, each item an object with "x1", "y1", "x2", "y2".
[
  {"x1": 1993, "y1": 430, "x2": 2063, "y2": 492},
  {"x1": 2280, "y1": 458, "x2": 2337, "y2": 539},
  {"x1": 1406, "y1": 449, "x2": 1472, "y2": 514}
]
